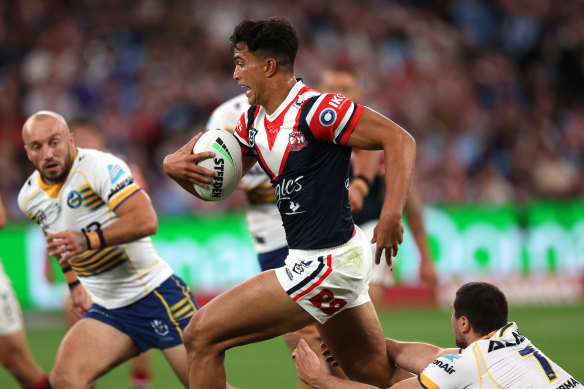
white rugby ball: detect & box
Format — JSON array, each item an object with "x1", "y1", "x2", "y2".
[{"x1": 192, "y1": 129, "x2": 243, "y2": 201}]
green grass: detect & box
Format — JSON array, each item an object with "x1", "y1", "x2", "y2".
[{"x1": 1, "y1": 305, "x2": 582, "y2": 388}]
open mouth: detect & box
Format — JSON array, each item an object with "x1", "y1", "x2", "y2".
[{"x1": 43, "y1": 162, "x2": 60, "y2": 173}]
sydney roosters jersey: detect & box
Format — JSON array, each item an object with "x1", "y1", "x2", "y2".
[{"x1": 234, "y1": 81, "x2": 364, "y2": 249}]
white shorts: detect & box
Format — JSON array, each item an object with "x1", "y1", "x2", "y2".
[
  {"x1": 0, "y1": 260, "x2": 23, "y2": 335},
  {"x1": 275, "y1": 226, "x2": 373, "y2": 324},
  {"x1": 359, "y1": 220, "x2": 395, "y2": 287}
]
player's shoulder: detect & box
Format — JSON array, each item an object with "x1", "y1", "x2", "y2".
[
  {"x1": 420, "y1": 350, "x2": 476, "y2": 388},
  {"x1": 17, "y1": 170, "x2": 41, "y2": 209}
]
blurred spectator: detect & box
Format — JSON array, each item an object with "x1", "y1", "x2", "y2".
[{"x1": 0, "y1": 0, "x2": 583, "y2": 217}]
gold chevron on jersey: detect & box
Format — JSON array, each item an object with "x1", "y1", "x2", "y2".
[
  {"x1": 70, "y1": 245, "x2": 128, "y2": 276},
  {"x1": 77, "y1": 184, "x2": 106, "y2": 211}
]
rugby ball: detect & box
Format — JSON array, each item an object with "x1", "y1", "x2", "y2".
[{"x1": 192, "y1": 129, "x2": 243, "y2": 201}]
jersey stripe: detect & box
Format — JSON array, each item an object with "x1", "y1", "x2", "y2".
[
  {"x1": 292, "y1": 254, "x2": 333, "y2": 302},
  {"x1": 419, "y1": 373, "x2": 441, "y2": 389}
]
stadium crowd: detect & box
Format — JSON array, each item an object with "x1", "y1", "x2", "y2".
[{"x1": 0, "y1": 0, "x2": 583, "y2": 218}]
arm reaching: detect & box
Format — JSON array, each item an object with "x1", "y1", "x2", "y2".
[
  {"x1": 385, "y1": 338, "x2": 458, "y2": 374},
  {"x1": 347, "y1": 107, "x2": 416, "y2": 266}
]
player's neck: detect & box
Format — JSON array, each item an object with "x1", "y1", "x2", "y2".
[{"x1": 261, "y1": 75, "x2": 297, "y2": 115}]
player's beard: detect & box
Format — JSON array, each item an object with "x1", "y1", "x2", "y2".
[
  {"x1": 454, "y1": 335, "x2": 467, "y2": 349},
  {"x1": 41, "y1": 148, "x2": 73, "y2": 184}
]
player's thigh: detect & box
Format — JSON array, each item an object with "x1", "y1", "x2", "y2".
[
  {"x1": 187, "y1": 270, "x2": 315, "y2": 350},
  {"x1": 54, "y1": 317, "x2": 139, "y2": 381},
  {"x1": 160, "y1": 345, "x2": 188, "y2": 387},
  {"x1": 317, "y1": 301, "x2": 393, "y2": 386}
]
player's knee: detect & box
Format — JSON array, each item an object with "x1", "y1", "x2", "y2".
[{"x1": 183, "y1": 311, "x2": 213, "y2": 353}]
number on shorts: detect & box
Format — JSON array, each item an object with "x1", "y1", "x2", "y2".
[
  {"x1": 309, "y1": 289, "x2": 347, "y2": 316},
  {"x1": 519, "y1": 346, "x2": 557, "y2": 382}
]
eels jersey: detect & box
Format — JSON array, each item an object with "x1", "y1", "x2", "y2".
[
  {"x1": 234, "y1": 80, "x2": 364, "y2": 249},
  {"x1": 420, "y1": 322, "x2": 582, "y2": 389},
  {"x1": 206, "y1": 93, "x2": 287, "y2": 254},
  {"x1": 18, "y1": 148, "x2": 173, "y2": 309}
]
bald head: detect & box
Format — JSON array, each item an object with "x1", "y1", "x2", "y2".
[
  {"x1": 22, "y1": 110, "x2": 75, "y2": 185},
  {"x1": 22, "y1": 110, "x2": 70, "y2": 143}
]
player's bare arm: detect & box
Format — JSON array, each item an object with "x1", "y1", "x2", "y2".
[
  {"x1": 163, "y1": 132, "x2": 218, "y2": 199},
  {"x1": 46, "y1": 190, "x2": 158, "y2": 263},
  {"x1": 385, "y1": 338, "x2": 457, "y2": 374},
  {"x1": 346, "y1": 107, "x2": 416, "y2": 265},
  {"x1": 349, "y1": 149, "x2": 381, "y2": 214}
]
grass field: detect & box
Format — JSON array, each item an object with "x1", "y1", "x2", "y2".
[{"x1": 1, "y1": 304, "x2": 582, "y2": 388}]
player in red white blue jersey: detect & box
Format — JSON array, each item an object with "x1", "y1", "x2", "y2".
[{"x1": 163, "y1": 17, "x2": 416, "y2": 389}]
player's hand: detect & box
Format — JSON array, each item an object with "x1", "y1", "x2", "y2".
[
  {"x1": 163, "y1": 133, "x2": 217, "y2": 188},
  {"x1": 348, "y1": 183, "x2": 365, "y2": 214},
  {"x1": 46, "y1": 230, "x2": 89, "y2": 264},
  {"x1": 371, "y1": 213, "x2": 404, "y2": 266},
  {"x1": 70, "y1": 282, "x2": 91, "y2": 318},
  {"x1": 292, "y1": 339, "x2": 325, "y2": 386}
]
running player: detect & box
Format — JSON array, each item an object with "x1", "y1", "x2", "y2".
[
  {"x1": 318, "y1": 65, "x2": 437, "y2": 307},
  {"x1": 206, "y1": 94, "x2": 348, "y2": 388},
  {"x1": 163, "y1": 17, "x2": 416, "y2": 388},
  {"x1": 293, "y1": 281, "x2": 582, "y2": 388},
  {"x1": 43, "y1": 116, "x2": 153, "y2": 389},
  {"x1": 0, "y1": 195, "x2": 51, "y2": 389},
  {"x1": 18, "y1": 110, "x2": 200, "y2": 388}
]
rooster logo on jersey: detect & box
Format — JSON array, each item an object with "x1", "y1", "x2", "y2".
[{"x1": 288, "y1": 131, "x2": 307, "y2": 151}]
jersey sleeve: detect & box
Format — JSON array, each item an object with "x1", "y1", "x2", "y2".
[
  {"x1": 89, "y1": 152, "x2": 142, "y2": 212},
  {"x1": 303, "y1": 93, "x2": 364, "y2": 146},
  {"x1": 419, "y1": 353, "x2": 470, "y2": 389}
]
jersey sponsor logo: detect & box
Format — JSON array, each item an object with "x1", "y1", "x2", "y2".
[
  {"x1": 32, "y1": 209, "x2": 47, "y2": 225},
  {"x1": 249, "y1": 128, "x2": 258, "y2": 147},
  {"x1": 432, "y1": 359, "x2": 455, "y2": 374},
  {"x1": 288, "y1": 131, "x2": 307, "y2": 151},
  {"x1": 107, "y1": 177, "x2": 136, "y2": 200},
  {"x1": 66, "y1": 190, "x2": 83, "y2": 209},
  {"x1": 488, "y1": 330, "x2": 525, "y2": 352},
  {"x1": 556, "y1": 377, "x2": 581, "y2": 389},
  {"x1": 329, "y1": 93, "x2": 346, "y2": 108},
  {"x1": 319, "y1": 108, "x2": 337, "y2": 127},
  {"x1": 274, "y1": 176, "x2": 303, "y2": 204},
  {"x1": 108, "y1": 164, "x2": 124, "y2": 184},
  {"x1": 151, "y1": 319, "x2": 170, "y2": 336}
]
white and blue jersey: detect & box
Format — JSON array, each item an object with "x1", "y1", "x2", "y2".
[
  {"x1": 234, "y1": 81, "x2": 364, "y2": 250},
  {"x1": 420, "y1": 322, "x2": 582, "y2": 389}
]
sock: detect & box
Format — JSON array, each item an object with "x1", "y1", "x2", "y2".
[
  {"x1": 24, "y1": 374, "x2": 51, "y2": 389},
  {"x1": 131, "y1": 370, "x2": 151, "y2": 389}
]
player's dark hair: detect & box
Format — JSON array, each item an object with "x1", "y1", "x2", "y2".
[
  {"x1": 453, "y1": 282, "x2": 508, "y2": 336},
  {"x1": 230, "y1": 17, "x2": 298, "y2": 73}
]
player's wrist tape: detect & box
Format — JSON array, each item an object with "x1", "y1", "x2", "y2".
[
  {"x1": 351, "y1": 176, "x2": 370, "y2": 197},
  {"x1": 61, "y1": 265, "x2": 72, "y2": 273},
  {"x1": 85, "y1": 230, "x2": 106, "y2": 250},
  {"x1": 67, "y1": 280, "x2": 81, "y2": 290}
]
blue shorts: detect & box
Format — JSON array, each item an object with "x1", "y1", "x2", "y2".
[
  {"x1": 258, "y1": 246, "x2": 289, "y2": 271},
  {"x1": 84, "y1": 275, "x2": 198, "y2": 352}
]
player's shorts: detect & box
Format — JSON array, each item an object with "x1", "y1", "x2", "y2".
[
  {"x1": 84, "y1": 274, "x2": 198, "y2": 352},
  {"x1": 258, "y1": 245, "x2": 289, "y2": 271},
  {"x1": 0, "y1": 260, "x2": 23, "y2": 335},
  {"x1": 275, "y1": 226, "x2": 372, "y2": 324},
  {"x1": 359, "y1": 220, "x2": 395, "y2": 287}
]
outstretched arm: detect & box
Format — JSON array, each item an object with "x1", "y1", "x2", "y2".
[
  {"x1": 385, "y1": 338, "x2": 458, "y2": 374},
  {"x1": 347, "y1": 107, "x2": 416, "y2": 266}
]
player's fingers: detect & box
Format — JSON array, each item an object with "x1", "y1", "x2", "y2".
[
  {"x1": 385, "y1": 249, "x2": 393, "y2": 267},
  {"x1": 192, "y1": 150, "x2": 215, "y2": 162}
]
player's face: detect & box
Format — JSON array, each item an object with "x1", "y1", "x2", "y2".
[
  {"x1": 233, "y1": 43, "x2": 265, "y2": 106},
  {"x1": 451, "y1": 305, "x2": 467, "y2": 348},
  {"x1": 319, "y1": 70, "x2": 364, "y2": 103},
  {"x1": 23, "y1": 117, "x2": 74, "y2": 184}
]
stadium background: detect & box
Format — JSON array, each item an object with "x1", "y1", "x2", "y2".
[{"x1": 0, "y1": 0, "x2": 582, "y2": 387}]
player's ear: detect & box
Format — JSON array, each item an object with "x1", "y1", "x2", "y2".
[
  {"x1": 265, "y1": 58, "x2": 277, "y2": 77},
  {"x1": 460, "y1": 316, "x2": 472, "y2": 333}
]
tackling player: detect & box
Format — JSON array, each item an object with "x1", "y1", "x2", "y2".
[
  {"x1": 293, "y1": 281, "x2": 583, "y2": 388},
  {"x1": 164, "y1": 17, "x2": 416, "y2": 388}
]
